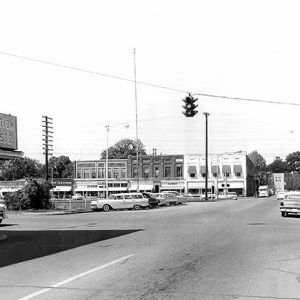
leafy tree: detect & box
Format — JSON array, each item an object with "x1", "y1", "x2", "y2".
[
  {"x1": 267, "y1": 157, "x2": 290, "y2": 173},
  {"x1": 286, "y1": 151, "x2": 300, "y2": 172},
  {"x1": 100, "y1": 138, "x2": 147, "y2": 159},
  {"x1": 0, "y1": 157, "x2": 43, "y2": 181},
  {"x1": 48, "y1": 156, "x2": 74, "y2": 178},
  {"x1": 4, "y1": 190, "x2": 30, "y2": 210},
  {"x1": 248, "y1": 150, "x2": 267, "y2": 183}
]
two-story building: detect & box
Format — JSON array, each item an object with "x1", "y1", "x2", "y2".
[
  {"x1": 127, "y1": 154, "x2": 185, "y2": 193},
  {"x1": 73, "y1": 159, "x2": 128, "y2": 197},
  {"x1": 184, "y1": 151, "x2": 255, "y2": 196}
]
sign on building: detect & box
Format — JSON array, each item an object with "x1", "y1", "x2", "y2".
[{"x1": 0, "y1": 113, "x2": 18, "y2": 150}]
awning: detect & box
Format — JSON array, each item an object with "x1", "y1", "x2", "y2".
[
  {"x1": 211, "y1": 165, "x2": 220, "y2": 174},
  {"x1": 52, "y1": 186, "x2": 72, "y2": 192},
  {"x1": 222, "y1": 165, "x2": 231, "y2": 174},
  {"x1": 188, "y1": 181, "x2": 212, "y2": 188},
  {"x1": 233, "y1": 165, "x2": 242, "y2": 173},
  {"x1": 188, "y1": 165, "x2": 197, "y2": 176},
  {"x1": 129, "y1": 184, "x2": 153, "y2": 191},
  {"x1": 200, "y1": 165, "x2": 207, "y2": 174}
]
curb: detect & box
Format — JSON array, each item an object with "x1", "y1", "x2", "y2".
[{"x1": 0, "y1": 233, "x2": 8, "y2": 243}]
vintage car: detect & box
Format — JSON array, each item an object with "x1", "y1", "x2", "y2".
[
  {"x1": 160, "y1": 191, "x2": 187, "y2": 205},
  {"x1": 142, "y1": 192, "x2": 160, "y2": 208},
  {"x1": 90, "y1": 193, "x2": 149, "y2": 212},
  {"x1": 280, "y1": 191, "x2": 300, "y2": 217},
  {"x1": 217, "y1": 192, "x2": 238, "y2": 200},
  {"x1": 276, "y1": 191, "x2": 286, "y2": 201}
]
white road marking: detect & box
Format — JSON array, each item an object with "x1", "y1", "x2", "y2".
[{"x1": 18, "y1": 254, "x2": 135, "y2": 300}]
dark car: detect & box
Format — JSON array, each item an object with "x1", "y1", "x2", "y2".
[{"x1": 142, "y1": 192, "x2": 160, "y2": 208}]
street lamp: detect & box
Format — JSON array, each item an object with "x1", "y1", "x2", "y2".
[{"x1": 105, "y1": 123, "x2": 129, "y2": 199}]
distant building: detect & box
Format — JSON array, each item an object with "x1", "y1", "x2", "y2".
[
  {"x1": 273, "y1": 172, "x2": 300, "y2": 192},
  {"x1": 184, "y1": 151, "x2": 255, "y2": 196},
  {"x1": 73, "y1": 159, "x2": 128, "y2": 197},
  {"x1": 127, "y1": 154, "x2": 185, "y2": 193}
]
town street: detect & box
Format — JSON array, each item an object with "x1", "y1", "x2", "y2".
[{"x1": 1, "y1": 197, "x2": 300, "y2": 299}]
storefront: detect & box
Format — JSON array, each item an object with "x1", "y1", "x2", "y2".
[
  {"x1": 74, "y1": 180, "x2": 128, "y2": 197},
  {"x1": 160, "y1": 180, "x2": 185, "y2": 193},
  {"x1": 51, "y1": 179, "x2": 73, "y2": 199}
]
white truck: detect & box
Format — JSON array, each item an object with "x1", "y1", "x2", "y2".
[{"x1": 258, "y1": 185, "x2": 271, "y2": 197}]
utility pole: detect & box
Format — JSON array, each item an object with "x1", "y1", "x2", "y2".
[
  {"x1": 133, "y1": 48, "x2": 140, "y2": 192},
  {"x1": 204, "y1": 112, "x2": 209, "y2": 200},
  {"x1": 42, "y1": 116, "x2": 53, "y2": 181}
]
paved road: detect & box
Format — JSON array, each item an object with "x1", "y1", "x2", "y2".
[{"x1": 1, "y1": 197, "x2": 300, "y2": 299}]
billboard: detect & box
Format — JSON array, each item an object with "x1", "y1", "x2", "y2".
[{"x1": 0, "y1": 113, "x2": 18, "y2": 150}]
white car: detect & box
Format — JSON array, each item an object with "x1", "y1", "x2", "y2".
[
  {"x1": 276, "y1": 191, "x2": 286, "y2": 201},
  {"x1": 72, "y1": 193, "x2": 85, "y2": 200},
  {"x1": 90, "y1": 193, "x2": 149, "y2": 212},
  {"x1": 280, "y1": 191, "x2": 300, "y2": 217},
  {"x1": 160, "y1": 191, "x2": 187, "y2": 204},
  {"x1": 217, "y1": 192, "x2": 238, "y2": 200}
]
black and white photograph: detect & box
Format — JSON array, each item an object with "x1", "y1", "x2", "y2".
[{"x1": 1, "y1": 1, "x2": 300, "y2": 299}]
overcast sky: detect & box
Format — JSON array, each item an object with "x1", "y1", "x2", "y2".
[{"x1": 1, "y1": 0, "x2": 300, "y2": 164}]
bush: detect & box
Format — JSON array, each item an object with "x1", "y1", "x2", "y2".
[
  {"x1": 4, "y1": 190, "x2": 30, "y2": 210},
  {"x1": 4, "y1": 179, "x2": 52, "y2": 210}
]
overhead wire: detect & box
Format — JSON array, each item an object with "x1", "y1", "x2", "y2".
[{"x1": 1, "y1": 51, "x2": 300, "y2": 106}]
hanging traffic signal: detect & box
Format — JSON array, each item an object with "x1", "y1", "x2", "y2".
[{"x1": 182, "y1": 94, "x2": 198, "y2": 117}]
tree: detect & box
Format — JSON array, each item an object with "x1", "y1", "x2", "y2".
[
  {"x1": 48, "y1": 156, "x2": 74, "y2": 178},
  {"x1": 286, "y1": 151, "x2": 300, "y2": 172},
  {"x1": 0, "y1": 157, "x2": 43, "y2": 181},
  {"x1": 100, "y1": 138, "x2": 147, "y2": 159},
  {"x1": 248, "y1": 150, "x2": 267, "y2": 183},
  {"x1": 267, "y1": 157, "x2": 290, "y2": 173}
]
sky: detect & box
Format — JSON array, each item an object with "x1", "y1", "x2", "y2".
[{"x1": 1, "y1": 0, "x2": 300, "y2": 164}]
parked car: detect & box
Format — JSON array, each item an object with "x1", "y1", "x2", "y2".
[
  {"x1": 0, "y1": 199, "x2": 7, "y2": 223},
  {"x1": 90, "y1": 193, "x2": 149, "y2": 212},
  {"x1": 276, "y1": 191, "x2": 286, "y2": 201},
  {"x1": 280, "y1": 191, "x2": 300, "y2": 217},
  {"x1": 72, "y1": 193, "x2": 85, "y2": 200},
  {"x1": 217, "y1": 192, "x2": 238, "y2": 200},
  {"x1": 152, "y1": 193, "x2": 169, "y2": 206},
  {"x1": 160, "y1": 191, "x2": 187, "y2": 205},
  {"x1": 200, "y1": 193, "x2": 217, "y2": 200},
  {"x1": 142, "y1": 192, "x2": 160, "y2": 208}
]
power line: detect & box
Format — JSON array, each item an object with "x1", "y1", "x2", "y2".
[{"x1": 1, "y1": 51, "x2": 300, "y2": 107}]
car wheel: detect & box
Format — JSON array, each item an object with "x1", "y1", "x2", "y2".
[
  {"x1": 281, "y1": 211, "x2": 288, "y2": 217},
  {"x1": 102, "y1": 204, "x2": 110, "y2": 212},
  {"x1": 133, "y1": 204, "x2": 141, "y2": 210},
  {"x1": 165, "y1": 202, "x2": 170, "y2": 207},
  {"x1": 0, "y1": 219, "x2": 2, "y2": 223}
]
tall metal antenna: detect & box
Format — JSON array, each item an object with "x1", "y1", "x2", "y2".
[{"x1": 133, "y1": 48, "x2": 140, "y2": 192}]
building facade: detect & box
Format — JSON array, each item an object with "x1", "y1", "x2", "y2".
[
  {"x1": 184, "y1": 151, "x2": 255, "y2": 196},
  {"x1": 273, "y1": 172, "x2": 300, "y2": 192},
  {"x1": 127, "y1": 154, "x2": 185, "y2": 193},
  {"x1": 73, "y1": 159, "x2": 128, "y2": 197}
]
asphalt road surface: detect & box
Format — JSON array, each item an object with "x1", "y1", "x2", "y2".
[{"x1": 1, "y1": 196, "x2": 300, "y2": 300}]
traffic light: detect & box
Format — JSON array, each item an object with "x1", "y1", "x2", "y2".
[{"x1": 182, "y1": 94, "x2": 198, "y2": 117}]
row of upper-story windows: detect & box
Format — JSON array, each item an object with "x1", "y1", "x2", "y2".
[
  {"x1": 188, "y1": 165, "x2": 243, "y2": 179},
  {"x1": 131, "y1": 164, "x2": 183, "y2": 179},
  {"x1": 76, "y1": 167, "x2": 127, "y2": 179},
  {"x1": 188, "y1": 171, "x2": 242, "y2": 178}
]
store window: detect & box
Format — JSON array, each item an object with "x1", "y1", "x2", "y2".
[
  {"x1": 84, "y1": 168, "x2": 90, "y2": 179},
  {"x1": 77, "y1": 168, "x2": 82, "y2": 179},
  {"x1": 132, "y1": 166, "x2": 138, "y2": 178},
  {"x1": 98, "y1": 168, "x2": 105, "y2": 178},
  {"x1": 121, "y1": 168, "x2": 126, "y2": 178},
  {"x1": 164, "y1": 165, "x2": 171, "y2": 178},
  {"x1": 176, "y1": 165, "x2": 183, "y2": 178},
  {"x1": 113, "y1": 168, "x2": 120, "y2": 179},
  {"x1": 143, "y1": 166, "x2": 150, "y2": 179},
  {"x1": 154, "y1": 166, "x2": 160, "y2": 178},
  {"x1": 91, "y1": 168, "x2": 96, "y2": 179}
]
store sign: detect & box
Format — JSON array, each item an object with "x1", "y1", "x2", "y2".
[
  {"x1": 52, "y1": 179, "x2": 73, "y2": 186},
  {"x1": 0, "y1": 113, "x2": 17, "y2": 150}
]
